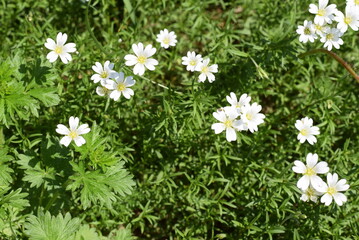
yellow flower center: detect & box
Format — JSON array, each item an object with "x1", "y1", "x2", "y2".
[
  {"x1": 315, "y1": 24, "x2": 323, "y2": 31},
  {"x1": 100, "y1": 71, "x2": 109, "y2": 79},
  {"x1": 246, "y1": 113, "x2": 253, "y2": 120},
  {"x1": 163, "y1": 37, "x2": 170, "y2": 45},
  {"x1": 54, "y1": 46, "x2": 63, "y2": 54},
  {"x1": 117, "y1": 83, "x2": 126, "y2": 91},
  {"x1": 137, "y1": 56, "x2": 147, "y2": 64},
  {"x1": 306, "y1": 188, "x2": 315, "y2": 196},
  {"x1": 304, "y1": 167, "x2": 315, "y2": 176},
  {"x1": 326, "y1": 33, "x2": 333, "y2": 40},
  {"x1": 68, "y1": 130, "x2": 78, "y2": 139},
  {"x1": 304, "y1": 27, "x2": 311, "y2": 35},
  {"x1": 355, "y1": 0, "x2": 359, "y2": 5},
  {"x1": 327, "y1": 187, "x2": 337, "y2": 195},
  {"x1": 224, "y1": 119, "x2": 232, "y2": 127},
  {"x1": 189, "y1": 60, "x2": 197, "y2": 66},
  {"x1": 344, "y1": 17, "x2": 352, "y2": 25},
  {"x1": 300, "y1": 129, "x2": 309, "y2": 136},
  {"x1": 317, "y1": 9, "x2": 325, "y2": 16},
  {"x1": 201, "y1": 66, "x2": 209, "y2": 74}
]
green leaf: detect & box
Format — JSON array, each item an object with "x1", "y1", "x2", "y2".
[
  {"x1": 67, "y1": 162, "x2": 115, "y2": 209},
  {"x1": 74, "y1": 224, "x2": 101, "y2": 240},
  {"x1": 0, "y1": 187, "x2": 29, "y2": 210},
  {"x1": 105, "y1": 161, "x2": 136, "y2": 197},
  {"x1": 28, "y1": 87, "x2": 60, "y2": 107},
  {"x1": 0, "y1": 149, "x2": 13, "y2": 187},
  {"x1": 25, "y1": 212, "x2": 81, "y2": 240}
]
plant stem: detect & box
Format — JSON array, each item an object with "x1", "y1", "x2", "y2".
[
  {"x1": 298, "y1": 49, "x2": 359, "y2": 83},
  {"x1": 0, "y1": 125, "x2": 4, "y2": 147},
  {"x1": 85, "y1": 0, "x2": 109, "y2": 56}
]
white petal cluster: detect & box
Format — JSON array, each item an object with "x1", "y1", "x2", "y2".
[
  {"x1": 56, "y1": 116, "x2": 90, "y2": 147},
  {"x1": 182, "y1": 52, "x2": 218, "y2": 83},
  {"x1": 124, "y1": 43, "x2": 158, "y2": 76},
  {"x1": 297, "y1": 0, "x2": 359, "y2": 50},
  {"x1": 105, "y1": 72, "x2": 136, "y2": 101},
  {"x1": 211, "y1": 92, "x2": 265, "y2": 142},
  {"x1": 292, "y1": 153, "x2": 350, "y2": 206},
  {"x1": 156, "y1": 29, "x2": 177, "y2": 49},
  {"x1": 90, "y1": 61, "x2": 135, "y2": 101},
  {"x1": 181, "y1": 51, "x2": 203, "y2": 72},
  {"x1": 292, "y1": 153, "x2": 329, "y2": 190},
  {"x1": 295, "y1": 117, "x2": 320, "y2": 145},
  {"x1": 91, "y1": 61, "x2": 118, "y2": 85},
  {"x1": 44, "y1": 32, "x2": 76, "y2": 64}
]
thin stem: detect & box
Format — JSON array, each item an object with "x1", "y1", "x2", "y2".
[
  {"x1": 298, "y1": 49, "x2": 359, "y2": 83},
  {"x1": 122, "y1": 66, "x2": 183, "y2": 95},
  {"x1": 85, "y1": 0, "x2": 109, "y2": 56},
  {"x1": 0, "y1": 125, "x2": 5, "y2": 147}
]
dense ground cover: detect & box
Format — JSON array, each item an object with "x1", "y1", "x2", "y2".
[{"x1": 0, "y1": 0, "x2": 358, "y2": 239}]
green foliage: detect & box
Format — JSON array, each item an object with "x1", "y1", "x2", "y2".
[
  {"x1": 1, "y1": 0, "x2": 358, "y2": 239},
  {"x1": 0, "y1": 56, "x2": 60, "y2": 127}
]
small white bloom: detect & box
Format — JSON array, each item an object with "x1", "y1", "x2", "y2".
[
  {"x1": 56, "y1": 116, "x2": 90, "y2": 147},
  {"x1": 91, "y1": 61, "x2": 118, "y2": 85},
  {"x1": 226, "y1": 92, "x2": 251, "y2": 114},
  {"x1": 211, "y1": 107, "x2": 243, "y2": 142},
  {"x1": 313, "y1": 23, "x2": 329, "y2": 37},
  {"x1": 295, "y1": 117, "x2": 320, "y2": 145},
  {"x1": 300, "y1": 187, "x2": 321, "y2": 203},
  {"x1": 181, "y1": 51, "x2": 203, "y2": 72},
  {"x1": 240, "y1": 103, "x2": 265, "y2": 133},
  {"x1": 156, "y1": 29, "x2": 177, "y2": 49},
  {"x1": 292, "y1": 153, "x2": 329, "y2": 191},
  {"x1": 96, "y1": 85, "x2": 112, "y2": 97},
  {"x1": 44, "y1": 32, "x2": 76, "y2": 64},
  {"x1": 346, "y1": 0, "x2": 359, "y2": 8},
  {"x1": 195, "y1": 58, "x2": 218, "y2": 83},
  {"x1": 334, "y1": 6, "x2": 359, "y2": 33},
  {"x1": 309, "y1": 0, "x2": 337, "y2": 25},
  {"x1": 124, "y1": 43, "x2": 158, "y2": 76},
  {"x1": 296, "y1": 20, "x2": 317, "y2": 43},
  {"x1": 105, "y1": 72, "x2": 135, "y2": 101},
  {"x1": 316, "y1": 173, "x2": 350, "y2": 206},
  {"x1": 320, "y1": 27, "x2": 344, "y2": 51}
]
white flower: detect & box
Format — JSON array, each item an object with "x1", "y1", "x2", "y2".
[
  {"x1": 295, "y1": 117, "x2": 320, "y2": 145},
  {"x1": 309, "y1": 0, "x2": 337, "y2": 25},
  {"x1": 300, "y1": 187, "x2": 321, "y2": 203},
  {"x1": 316, "y1": 173, "x2": 350, "y2": 206},
  {"x1": 334, "y1": 6, "x2": 359, "y2": 33},
  {"x1": 156, "y1": 29, "x2": 177, "y2": 49},
  {"x1": 226, "y1": 92, "x2": 251, "y2": 114},
  {"x1": 181, "y1": 51, "x2": 203, "y2": 72},
  {"x1": 105, "y1": 72, "x2": 135, "y2": 100},
  {"x1": 195, "y1": 58, "x2": 218, "y2": 83},
  {"x1": 56, "y1": 116, "x2": 90, "y2": 147},
  {"x1": 96, "y1": 86, "x2": 112, "y2": 97},
  {"x1": 91, "y1": 61, "x2": 118, "y2": 85},
  {"x1": 320, "y1": 27, "x2": 344, "y2": 51},
  {"x1": 124, "y1": 43, "x2": 158, "y2": 76},
  {"x1": 211, "y1": 107, "x2": 243, "y2": 142},
  {"x1": 313, "y1": 23, "x2": 329, "y2": 37},
  {"x1": 240, "y1": 103, "x2": 265, "y2": 133},
  {"x1": 44, "y1": 32, "x2": 76, "y2": 64},
  {"x1": 292, "y1": 153, "x2": 329, "y2": 191},
  {"x1": 346, "y1": 0, "x2": 359, "y2": 8},
  {"x1": 296, "y1": 20, "x2": 317, "y2": 43}
]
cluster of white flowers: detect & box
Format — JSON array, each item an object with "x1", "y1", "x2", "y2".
[
  {"x1": 91, "y1": 61, "x2": 136, "y2": 101},
  {"x1": 296, "y1": 0, "x2": 359, "y2": 50},
  {"x1": 211, "y1": 92, "x2": 265, "y2": 142},
  {"x1": 292, "y1": 153, "x2": 350, "y2": 206},
  {"x1": 182, "y1": 51, "x2": 218, "y2": 83},
  {"x1": 295, "y1": 117, "x2": 320, "y2": 145}
]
